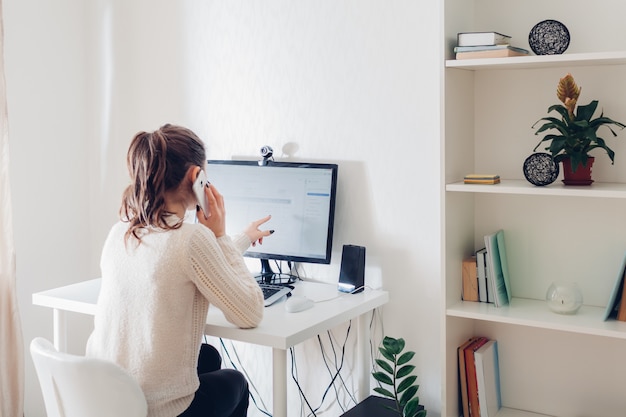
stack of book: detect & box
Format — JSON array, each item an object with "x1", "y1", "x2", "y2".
[
  {"x1": 458, "y1": 336, "x2": 502, "y2": 417},
  {"x1": 464, "y1": 174, "x2": 500, "y2": 185},
  {"x1": 461, "y1": 229, "x2": 512, "y2": 307},
  {"x1": 455, "y1": 31, "x2": 529, "y2": 60}
]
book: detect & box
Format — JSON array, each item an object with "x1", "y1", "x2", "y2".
[
  {"x1": 496, "y1": 231, "x2": 512, "y2": 303},
  {"x1": 485, "y1": 254, "x2": 495, "y2": 304},
  {"x1": 475, "y1": 248, "x2": 488, "y2": 303},
  {"x1": 458, "y1": 337, "x2": 479, "y2": 417},
  {"x1": 603, "y1": 252, "x2": 626, "y2": 320},
  {"x1": 475, "y1": 340, "x2": 502, "y2": 417},
  {"x1": 464, "y1": 337, "x2": 489, "y2": 417},
  {"x1": 457, "y1": 31, "x2": 511, "y2": 47},
  {"x1": 464, "y1": 179, "x2": 501, "y2": 185},
  {"x1": 484, "y1": 230, "x2": 511, "y2": 308},
  {"x1": 462, "y1": 257, "x2": 479, "y2": 302},
  {"x1": 617, "y1": 265, "x2": 626, "y2": 321},
  {"x1": 454, "y1": 45, "x2": 524, "y2": 53},
  {"x1": 456, "y1": 46, "x2": 529, "y2": 60},
  {"x1": 464, "y1": 174, "x2": 500, "y2": 185}
]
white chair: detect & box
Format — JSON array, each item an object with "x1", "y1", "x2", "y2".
[{"x1": 30, "y1": 337, "x2": 148, "y2": 417}]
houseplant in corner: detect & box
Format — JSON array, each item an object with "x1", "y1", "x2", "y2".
[
  {"x1": 372, "y1": 336, "x2": 426, "y2": 417},
  {"x1": 532, "y1": 73, "x2": 626, "y2": 185}
]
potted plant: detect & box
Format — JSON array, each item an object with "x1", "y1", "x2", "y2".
[
  {"x1": 372, "y1": 336, "x2": 426, "y2": 417},
  {"x1": 340, "y1": 336, "x2": 426, "y2": 417},
  {"x1": 532, "y1": 73, "x2": 626, "y2": 185}
]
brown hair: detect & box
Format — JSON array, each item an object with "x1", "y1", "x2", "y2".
[{"x1": 120, "y1": 124, "x2": 206, "y2": 243}]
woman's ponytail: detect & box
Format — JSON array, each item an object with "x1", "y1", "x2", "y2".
[{"x1": 120, "y1": 124, "x2": 206, "y2": 243}]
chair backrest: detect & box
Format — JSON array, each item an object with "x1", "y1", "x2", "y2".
[{"x1": 30, "y1": 337, "x2": 148, "y2": 417}]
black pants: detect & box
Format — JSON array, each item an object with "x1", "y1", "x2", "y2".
[{"x1": 178, "y1": 344, "x2": 250, "y2": 417}]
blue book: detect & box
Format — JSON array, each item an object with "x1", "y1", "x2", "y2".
[
  {"x1": 475, "y1": 339, "x2": 502, "y2": 417},
  {"x1": 484, "y1": 230, "x2": 512, "y2": 307}
]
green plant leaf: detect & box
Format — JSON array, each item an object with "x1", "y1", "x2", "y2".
[
  {"x1": 409, "y1": 408, "x2": 427, "y2": 417},
  {"x1": 375, "y1": 358, "x2": 394, "y2": 375},
  {"x1": 403, "y1": 397, "x2": 422, "y2": 417},
  {"x1": 383, "y1": 336, "x2": 405, "y2": 355},
  {"x1": 397, "y1": 364, "x2": 416, "y2": 378},
  {"x1": 399, "y1": 385, "x2": 418, "y2": 406},
  {"x1": 398, "y1": 375, "x2": 417, "y2": 393},
  {"x1": 397, "y1": 351, "x2": 415, "y2": 366},
  {"x1": 576, "y1": 100, "x2": 598, "y2": 121},
  {"x1": 379, "y1": 346, "x2": 395, "y2": 362},
  {"x1": 373, "y1": 386, "x2": 395, "y2": 399},
  {"x1": 373, "y1": 371, "x2": 393, "y2": 385}
]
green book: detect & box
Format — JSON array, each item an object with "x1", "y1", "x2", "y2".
[{"x1": 484, "y1": 230, "x2": 512, "y2": 307}]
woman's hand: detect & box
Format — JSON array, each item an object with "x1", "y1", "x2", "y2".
[
  {"x1": 196, "y1": 184, "x2": 226, "y2": 238},
  {"x1": 245, "y1": 215, "x2": 274, "y2": 246}
]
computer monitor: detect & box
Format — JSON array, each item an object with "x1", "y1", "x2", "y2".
[{"x1": 205, "y1": 159, "x2": 338, "y2": 282}]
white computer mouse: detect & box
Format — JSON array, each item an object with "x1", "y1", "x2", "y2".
[{"x1": 284, "y1": 295, "x2": 314, "y2": 313}]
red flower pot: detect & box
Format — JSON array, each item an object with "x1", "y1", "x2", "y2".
[{"x1": 561, "y1": 156, "x2": 594, "y2": 185}]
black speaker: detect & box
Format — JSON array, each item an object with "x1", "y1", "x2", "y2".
[{"x1": 338, "y1": 244, "x2": 366, "y2": 293}]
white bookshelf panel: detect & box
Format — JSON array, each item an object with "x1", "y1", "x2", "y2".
[
  {"x1": 446, "y1": 180, "x2": 626, "y2": 198},
  {"x1": 447, "y1": 298, "x2": 626, "y2": 340},
  {"x1": 445, "y1": 51, "x2": 626, "y2": 71}
]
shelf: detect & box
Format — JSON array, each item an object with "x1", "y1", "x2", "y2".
[
  {"x1": 445, "y1": 50, "x2": 626, "y2": 70},
  {"x1": 447, "y1": 298, "x2": 626, "y2": 339},
  {"x1": 494, "y1": 409, "x2": 554, "y2": 417},
  {"x1": 446, "y1": 179, "x2": 626, "y2": 198}
]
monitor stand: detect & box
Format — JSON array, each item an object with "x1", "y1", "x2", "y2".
[{"x1": 257, "y1": 259, "x2": 296, "y2": 284}]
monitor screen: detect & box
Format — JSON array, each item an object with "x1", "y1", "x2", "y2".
[{"x1": 206, "y1": 160, "x2": 338, "y2": 279}]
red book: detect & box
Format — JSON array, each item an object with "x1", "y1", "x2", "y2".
[
  {"x1": 458, "y1": 337, "x2": 479, "y2": 417},
  {"x1": 464, "y1": 337, "x2": 489, "y2": 417}
]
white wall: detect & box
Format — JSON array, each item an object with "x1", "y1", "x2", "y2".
[{"x1": 5, "y1": 1, "x2": 442, "y2": 416}]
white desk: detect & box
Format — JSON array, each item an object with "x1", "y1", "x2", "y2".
[{"x1": 33, "y1": 279, "x2": 388, "y2": 417}]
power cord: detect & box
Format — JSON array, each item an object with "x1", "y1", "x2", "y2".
[
  {"x1": 315, "y1": 326, "x2": 357, "y2": 412},
  {"x1": 210, "y1": 337, "x2": 272, "y2": 416},
  {"x1": 290, "y1": 347, "x2": 318, "y2": 416},
  {"x1": 322, "y1": 329, "x2": 358, "y2": 405},
  {"x1": 310, "y1": 285, "x2": 373, "y2": 304},
  {"x1": 289, "y1": 320, "x2": 355, "y2": 417},
  {"x1": 201, "y1": 304, "x2": 385, "y2": 417}
]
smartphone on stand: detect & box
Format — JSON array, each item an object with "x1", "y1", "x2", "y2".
[{"x1": 193, "y1": 170, "x2": 210, "y2": 217}]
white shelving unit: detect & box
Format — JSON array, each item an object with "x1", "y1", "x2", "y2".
[
  {"x1": 443, "y1": 1, "x2": 626, "y2": 416},
  {"x1": 446, "y1": 51, "x2": 626, "y2": 71},
  {"x1": 446, "y1": 179, "x2": 626, "y2": 199}
]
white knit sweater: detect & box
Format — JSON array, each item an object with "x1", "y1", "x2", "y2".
[{"x1": 85, "y1": 219, "x2": 264, "y2": 417}]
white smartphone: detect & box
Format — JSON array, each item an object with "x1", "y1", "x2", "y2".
[{"x1": 192, "y1": 170, "x2": 210, "y2": 217}]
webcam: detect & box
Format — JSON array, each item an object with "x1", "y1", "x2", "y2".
[
  {"x1": 260, "y1": 146, "x2": 274, "y2": 158},
  {"x1": 259, "y1": 145, "x2": 274, "y2": 166}
]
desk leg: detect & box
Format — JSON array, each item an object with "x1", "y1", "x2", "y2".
[
  {"x1": 53, "y1": 308, "x2": 67, "y2": 352},
  {"x1": 272, "y1": 348, "x2": 287, "y2": 417},
  {"x1": 356, "y1": 312, "x2": 371, "y2": 402}
]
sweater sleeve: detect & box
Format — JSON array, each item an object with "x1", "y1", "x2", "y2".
[
  {"x1": 230, "y1": 232, "x2": 252, "y2": 254},
  {"x1": 185, "y1": 227, "x2": 263, "y2": 329}
]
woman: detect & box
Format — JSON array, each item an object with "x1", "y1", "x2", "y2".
[{"x1": 86, "y1": 124, "x2": 270, "y2": 417}]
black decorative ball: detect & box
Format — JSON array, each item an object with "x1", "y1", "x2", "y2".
[
  {"x1": 523, "y1": 153, "x2": 559, "y2": 186},
  {"x1": 528, "y1": 20, "x2": 570, "y2": 55}
]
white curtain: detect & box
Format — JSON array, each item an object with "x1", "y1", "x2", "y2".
[{"x1": 0, "y1": 0, "x2": 24, "y2": 415}]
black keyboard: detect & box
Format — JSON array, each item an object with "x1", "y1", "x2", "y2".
[{"x1": 259, "y1": 282, "x2": 293, "y2": 307}]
